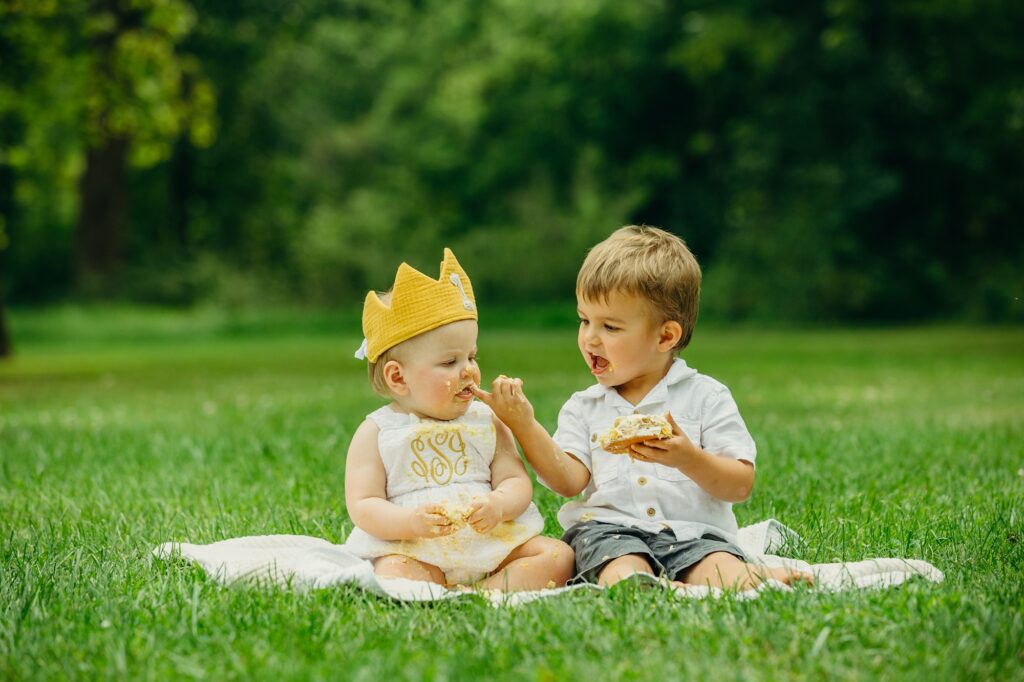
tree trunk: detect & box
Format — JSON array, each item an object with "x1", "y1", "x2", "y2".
[
  {"x1": 0, "y1": 298, "x2": 11, "y2": 358},
  {"x1": 75, "y1": 136, "x2": 129, "y2": 289},
  {"x1": 170, "y1": 134, "x2": 192, "y2": 249}
]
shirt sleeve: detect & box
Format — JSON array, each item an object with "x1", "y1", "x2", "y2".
[
  {"x1": 701, "y1": 388, "x2": 757, "y2": 465},
  {"x1": 552, "y1": 395, "x2": 593, "y2": 472}
]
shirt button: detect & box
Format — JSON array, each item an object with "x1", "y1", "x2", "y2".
[
  {"x1": 638, "y1": 476, "x2": 647, "y2": 486},
  {"x1": 646, "y1": 507, "x2": 656, "y2": 517}
]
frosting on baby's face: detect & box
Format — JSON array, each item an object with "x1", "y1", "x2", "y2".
[{"x1": 388, "y1": 320, "x2": 481, "y2": 421}]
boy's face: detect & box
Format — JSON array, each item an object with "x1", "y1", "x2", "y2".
[
  {"x1": 577, "y1": 291, "x2": 675, "y2": 402},
  {"x1": 391, "y1": 320, "x2": 481, "y2": 421}
]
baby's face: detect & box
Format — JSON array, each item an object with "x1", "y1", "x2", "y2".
[
  {"x1": 395, "y1": 320, "x2": 481, "y2": 421},
  {"x1": 577, "y1": 291, "x2": 671, "y2": 401}
]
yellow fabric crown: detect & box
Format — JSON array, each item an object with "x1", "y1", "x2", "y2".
[{"x1": 359, "y1": 248, "x2": 477, "y2": 363}]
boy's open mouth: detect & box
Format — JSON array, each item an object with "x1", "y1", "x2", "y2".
[
  {"x1": 587, "y1": 352, "x2": 610, "y2": 375},
  {"x1": 455, "y1": 383, "x2": 474, "y2": 399}
]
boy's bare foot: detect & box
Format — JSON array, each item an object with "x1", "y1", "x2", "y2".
[{"x1": 762, "y1": 566, "x2": 814, "y2": 587}]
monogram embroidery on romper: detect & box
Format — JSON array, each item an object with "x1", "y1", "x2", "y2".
[{"x1": 410, "y1": 427, "x2": 470, "y2": 485}]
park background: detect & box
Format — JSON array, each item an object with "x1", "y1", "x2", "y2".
[
  {"x1": 2, "y1": 0, "x2": 1023, "y2": 336},
  {"x1": 2, "y1": 1, "x2": 1023, "y2": 680}
]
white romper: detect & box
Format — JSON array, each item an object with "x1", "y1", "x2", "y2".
[{"x1": 344, "y1": 401, "x2": 545, "y2": 584}]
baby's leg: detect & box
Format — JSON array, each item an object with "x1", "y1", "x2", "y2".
[
  {"x1": 373, "y1": 554, "x2": 446, "y2": 585},
  {"x1": 596, "y1": 554, "x2": 656, "y2": 587},
  {"x1": 478, "y1": 536, "x2": 575, "y2": 592},
  {"x1": 674, "y1": 552, "x2": 813, "y2": 591}
]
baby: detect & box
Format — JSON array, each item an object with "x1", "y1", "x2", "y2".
[{"x1": 343, "y1": 248, "x2": 574, "y2": 591}]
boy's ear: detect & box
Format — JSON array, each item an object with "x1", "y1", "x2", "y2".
[
  {"x1": 383, "y1": 360, "x2": 409, "y2": 395},
  {"x1": 657, "y1": 321, "x2": 683, "y2": 352}
]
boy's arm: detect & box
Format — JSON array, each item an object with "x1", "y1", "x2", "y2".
[
  {"x1": 629, "y1": 413, "x2": 754, "y2": 503},
  {"x1": 344, "y1": 419, "x2": 456, "y2": 540},
  {"x1": 471, "y1": 378, "x2": 590, "y2": 498}
]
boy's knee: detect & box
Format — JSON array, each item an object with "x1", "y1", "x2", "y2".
[
  {"x1": 681, "y1": 551, "x2": 748, "y2": 587},
  {"x1": 597, "y1": 553, "x2": 655, "y2": 586}
]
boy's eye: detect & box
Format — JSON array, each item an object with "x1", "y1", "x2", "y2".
[
  {"x1": 604, "y1": 324, "x2": 619, "y2": 332},
  {"x1": 442, "y1": 359, "x2": 456, "y2": 366},
  {"x1": 578, "y1": 318, "x2": 589, "y2": 326}
]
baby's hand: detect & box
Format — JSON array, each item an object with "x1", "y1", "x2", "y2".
[
  {"x1": 408, "y1": 503, "x2": 456, "y2": 539},
  {"x1": 469, "y1": 375, "x2": 535, "y2": 430},
  {"x1": 465, "y1": 493, "x2": 504, "y2": 534}
]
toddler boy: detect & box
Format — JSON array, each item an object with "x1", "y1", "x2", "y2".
[{"x1": 473, "y1": 226, "x2": 810, "y2": 589}]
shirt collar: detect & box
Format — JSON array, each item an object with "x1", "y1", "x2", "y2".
[{"x1": 578, "y1": 358, "x2": 698, "y2": 408}]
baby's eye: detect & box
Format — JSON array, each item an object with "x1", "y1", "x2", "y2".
[
  {"x1": 578, "y1": 318, "x2": 589, "y2": 326},
  {"x1": 442, "y1": 359, "x2": 457, "y2": 366},
  {"x1": 604, "y1": 324, "x2": 620, "y2": 332}
]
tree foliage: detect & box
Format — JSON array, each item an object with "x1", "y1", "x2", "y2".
[{"x1": 1, "y1": 0, "x2": 1022, "y2": 320}]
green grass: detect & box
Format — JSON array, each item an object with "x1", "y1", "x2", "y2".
[{"x1": 2, "y1": 309, "x2": 1023, "y2": 680}]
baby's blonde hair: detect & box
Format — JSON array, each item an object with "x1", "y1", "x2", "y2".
[
  {"x1": 368, "y1": 346, "x2": 399, "y2": 398},
  {"x1": 577, "y1": 225, "x2": 702, "y2": 350}
]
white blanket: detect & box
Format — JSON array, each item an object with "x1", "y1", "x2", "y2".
[{"x1": 152, "y1": 519, "x2": 943, "y2": 606}]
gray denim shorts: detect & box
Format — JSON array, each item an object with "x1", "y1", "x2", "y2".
[{"x1": 563, "y1": 521, "x2": 747, "y2": 584}]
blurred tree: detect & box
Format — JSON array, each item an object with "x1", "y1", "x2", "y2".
[
  {"x1": 0, "y1": 298, "x2": 9, "y2": 357},
  {"x1": 0, "y1": 0, "x2": 214, "y2": 293},
  {"x1": 0, "y1": 0, "x2": 1021, "y2": 320},
  {"x1": 73, "y1": 0, "x2": 214, "y2": 290}
]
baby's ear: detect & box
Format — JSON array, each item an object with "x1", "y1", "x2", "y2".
[
  {"x1": 383, "y1": 360, "x2": 409, "y2": 395},
  {"x1": 657, "y1": 321, "x2": 683, "y2": 352}
]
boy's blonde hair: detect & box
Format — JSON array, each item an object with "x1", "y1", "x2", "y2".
[{"x1": 577, "y1": 225, "x2": 702, "y2": 350}]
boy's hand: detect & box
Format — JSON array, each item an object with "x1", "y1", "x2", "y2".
[
  {"x1": 469, "y1": 375, "x2": 535, "y2": 430},
  {"x1": 629, "y1": 412, "x2": 699, "y2": 471},
  {"x1": 465, "y1": 492, "x2": 504, "y2": 534},
  {"x1": 408, "y1": 503, "x2": 456, "y2": 539}
]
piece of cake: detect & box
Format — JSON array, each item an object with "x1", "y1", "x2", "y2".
[{"x1": 598, "y1": 413, "x2": 673, "y2": 454}]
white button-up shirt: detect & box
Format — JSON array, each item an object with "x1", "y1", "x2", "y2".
[{"x1": 549, "y1": 359, "x2": 756, "y2": 543}]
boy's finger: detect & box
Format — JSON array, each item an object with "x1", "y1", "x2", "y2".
[
  {"x1": 630, "y1": 444, "x2": 658, "y2": 459},
  {"x1": 469, "y1": 384, "x2": 493, "y2": 403},
  {"x1": 642, "y1": 438, "x2": 669, "y2": 450},
  {"x1": 664, "y1": 411, "x2": 683, "y2": 436}
]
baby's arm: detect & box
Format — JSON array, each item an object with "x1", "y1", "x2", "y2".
[
  {"x1": 344, "y1": 418, "x2": 455, "y2": 540},
  {"x1": 471, "y1": 378, "x2": 590, "y2": 498},
  {"x1": 465, "y1": 417, "x2": 533, "y2": 533}
]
